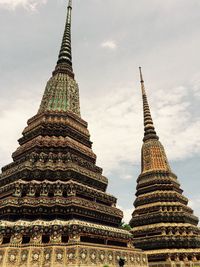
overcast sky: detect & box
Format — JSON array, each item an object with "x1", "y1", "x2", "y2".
[{"x1": 0, "y1": 0, "x2": 200, "y2": 223}]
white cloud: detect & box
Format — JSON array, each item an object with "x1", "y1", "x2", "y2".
[
  {"x1": 82, "y1": 84, "x2": 142, "y2": 175},
  {"x1": 189, "y1": 198, "x2": 200, "y2": 220},
  {"x1": 101, "y1": 40, "x2": 117, "y2": 50},
  {"x1": 153, "y1": 85, "x2": 200, "y2": 161},
  {"x1": 82, "y1": 78, "x2": 200, "y2": 175},
  {"x1": 0, "y1": 0, "x2": 47, "y2": 11},
  {"x1": 191, "y1": 73, "x2": 200, "y2": 97},
  {"x1": 122, "y1": 174, "x2": 133, "y2": 180},
  {"x1": 118, "y1": 206, "x2": 133, "y2": 224},
  {"x1": 123, "y1": 208, "x2": 133, "y2": 224},
  {"x1": 0, "y1": 91, "x2": 39, "y2": 167}
]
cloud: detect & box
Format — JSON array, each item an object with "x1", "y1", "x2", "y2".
[
  {"x1": 189, "y1": 197, "x2": 200, "y2": 220},
  {"x1": 82, "y1": 84, "x2": 142, "y2": 175},
  {"x1": 0, "y1": 91, "x2": 39, "y2": 167},
  {"x1": 101, "y1": 40, "x2": 117, "y2": 50},
  {"x1": 153, "y1": 85, "x2": 200, "y2": 161},
  {"x1": 82, "y1": 77, "x2": 200, "y2": 175},
  {"x1": 122, "y1": 174, "x2": 133, "y2": 180},
  {"x1": 123, "y1": 208, "x2": 133, "y2": 224},
  {"x1": 0, "y1": 0, "x2": 47, "y2": 11},
  {"x1": 118, "y1": 206, "x2": 133, "y2": 224},
  {"x1": 191, "y1": 73, "x2": 200, "y2": 97}
]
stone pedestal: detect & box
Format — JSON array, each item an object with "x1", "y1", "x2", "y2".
[{"x1": 0, "y1": 242, "x2": 148, "y2": 267}]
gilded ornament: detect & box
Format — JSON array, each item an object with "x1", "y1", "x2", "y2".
[
  {"x1": 45, "y1": 253, "x2": 50, "y2": 260},
  {"x1": 57, "y1": 253, "x2": 63, "y2": 260},
  {"x1": 9, "y1": 254, "x2": 16, "y2": 262},
  {"x1": 21, "y1": 253, "x2": 27, "y2": 261},
  {"x1": 32, "y1": 253, "x2": 39, "y2": 261},
  {"x1": 81, "y1": 252, "x2": 86, "y2": 259}
]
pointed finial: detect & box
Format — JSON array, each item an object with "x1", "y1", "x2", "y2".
[
  {"x1": 139, "y1": 66, "x2": 144, "y2": 83},
  {"x1": 68, "y1": 0, "x2": 72, "y2": 8},
  {"x1": 139, "y1": 67, "x2": 146, "y2": 96},
  {"x1": 53, "y1": 0, "x2": 74, "y2": 78},
  {"x1": 139, "y1": 67, "x2": 159, "y2": 142}
]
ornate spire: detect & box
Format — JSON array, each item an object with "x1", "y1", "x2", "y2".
[
  {"x1": 139, "y1": 67, "x2": 159, "y2": 142},
  {"x1": 53, "y1": 0, "x2": 74, "y2": 78},
  {"x1": 38, "y1": 0, "x2": 81, "y2": 116},
  {"x1": 130, "y1": 68, "x2": 200, "y2": 265}
]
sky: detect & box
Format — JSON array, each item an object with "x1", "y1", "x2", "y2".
[{"x1": 0, "y1": 0, "x2": 200, "y2": 223}]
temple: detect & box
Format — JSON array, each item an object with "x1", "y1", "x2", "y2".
[
  {"x1": 130, "y1": 68, "x2": 200, "y2": 267},
  {"x1": 0, "y1": 1, "x2": 148, "y2": 267}
]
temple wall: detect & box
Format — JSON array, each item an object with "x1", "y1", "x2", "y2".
[{"x1": 0, "y1": 243, "x2": 148, "y2": 267}]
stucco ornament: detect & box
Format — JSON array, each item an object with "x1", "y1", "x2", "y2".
[
  {"x1": 33, "y1": 253, "x2": 39, "y2": 261},
  {"x1": 9, "y1": 254, "x2": 16, "y2": 262},
  {"x1": 57, "y1": 253, "x2": 62, "y2": 260}
]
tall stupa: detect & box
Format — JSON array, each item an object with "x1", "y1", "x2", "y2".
[{"x1": 0, "y1": 1, "x2": 148, "y2": 267}]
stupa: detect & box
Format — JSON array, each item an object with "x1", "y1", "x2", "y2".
[
  {"x1": 130, "y1": 68, "x2": 200, "y2": 267},
  {"x1": 0, "y1": 1, "x2": 148, "y2": 267}
]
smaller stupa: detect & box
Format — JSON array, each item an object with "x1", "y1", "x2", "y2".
[{"x1": 130, "y1": 68, "x2": 200, "y2": 267}]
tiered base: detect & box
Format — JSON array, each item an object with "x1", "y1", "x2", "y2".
[
  {"x1": 147, "y1": 249, "x2": 200, "y2": 267},
  {"x1": 0, "y1": 243, "x2": 148, "y2": 267}
]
